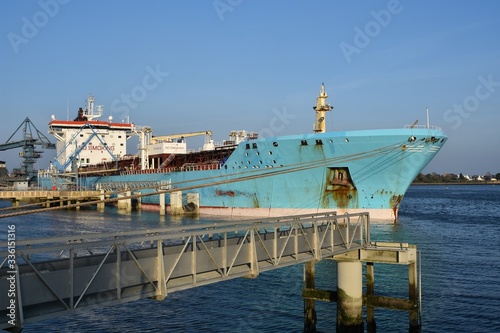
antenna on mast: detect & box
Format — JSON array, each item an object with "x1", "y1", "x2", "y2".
[
  {"x1": 426, "y1": 106, "x2": 430, "y2": 129},
  {"x1": 312, "y1": 83, "x2": 333, "y2": 133}
]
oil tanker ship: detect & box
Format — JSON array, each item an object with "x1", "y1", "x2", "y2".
[{"x1": 43, "y1": 84, "x2": 447, "y2": 221}]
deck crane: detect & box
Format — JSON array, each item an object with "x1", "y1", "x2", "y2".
[
  {"x1": 150, "y1": 130, "x2": 213, "y2": 144},
  {"x1": 0, "y1": 117, "x2": 56, "y2": 181},
  {"x1": 151, "y1": 130, "x2": 215, "y2": 152},
  {"x1": 132, "y1": 126, "x2": 152, "y2": 170}
]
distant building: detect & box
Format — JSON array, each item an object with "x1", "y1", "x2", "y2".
[
  {"x1": 14, "y1": 180, "x2": 28, "y2": 190},
  {"x1": 0, "y1": 161, "x2": 7, "y2": 177}
]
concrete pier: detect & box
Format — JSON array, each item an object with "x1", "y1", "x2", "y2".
[
  {"x1": 408, "y1": 262, "x2": 419, "y2": 332},
  {"x1": 303, "y1": 260, "x2": 317, "y2": 332},
  {"x1": 117, "y1": 191, "x2": 132, "y2": 211},
  {"x1": 98, "y1": 189, "x2": 105, "y2": 211},
  {"x1": 133, "y1": 191, "x2": 142, "y2": 211},
  {"x1": 366, "y1": 262, "x2": 376, "y2": 332},
  {"x1": 170, "y1": 191, "x2": 183, "y2": 215},
  {"x1": 303, "y1": 242, "x2": 421, "y2": 332},
  {"x1": 337, "y1": 261, "x2": 363, "y2": 332},
  {"x1": 0, "y1": 190, "x2": 105, "y2": 209},
  {"x1": 159, "y1": 192, "x2": 166, "y2": 216}
]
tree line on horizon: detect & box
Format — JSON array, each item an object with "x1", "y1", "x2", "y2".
[{"x1": 413, "y1": 172, "x2": 499, "y2": 183}]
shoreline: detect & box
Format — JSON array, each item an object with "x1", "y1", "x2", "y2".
[{"x1": 411, "y1": 182, "x2": 498, "y2": 186}]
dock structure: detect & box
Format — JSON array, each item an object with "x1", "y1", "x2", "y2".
[
  {"x1": 0, "y1": 190, "x2": 106, "y2": 210},
  {"x1": 0, "y1": 187, "x2": 201, "y2": 217},
  {"x1": 303, "y1": 242, "x2": 421, "y2": 332},
  {"x1": 0, "y1": 212, "x2": 421, "y2": 332}
]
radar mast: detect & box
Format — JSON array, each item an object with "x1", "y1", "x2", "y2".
[{"x1": 313, "y1": 83, "x2": 333, "y2": 133}]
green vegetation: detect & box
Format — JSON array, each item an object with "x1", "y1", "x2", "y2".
[{"x1": 413, "y1": 172, "x2": 500, "y2": 184}]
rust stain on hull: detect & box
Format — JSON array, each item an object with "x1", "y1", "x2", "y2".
[
  {"x1": 390, "y1": 194, "x2": 403, "y2": 223},
  {"x1": 214, "y1": 189, "x2": 260, "y2": 208},
  {"x1": 322, "y1": 167, "x2": 358, "y2": 209},
  {"x1": 215, "y1": 189, "x2": 235, "y2": 197}
]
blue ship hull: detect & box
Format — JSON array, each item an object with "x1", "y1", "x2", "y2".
[{"x1": 80, "y1": 127, "x2": 446, "y2": 222}]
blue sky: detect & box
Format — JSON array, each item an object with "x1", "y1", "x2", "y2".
[{"x1": 1, "y1": 0, "x2": 499, "y2": 175}]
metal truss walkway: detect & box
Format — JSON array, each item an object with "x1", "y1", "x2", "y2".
[{"x1": 0, "y1": 212, "x2": 370, "y2": 331}]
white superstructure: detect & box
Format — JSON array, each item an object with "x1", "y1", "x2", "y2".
[{"x1": 48, "y1": 96, "x2": 134, "y2": 171}]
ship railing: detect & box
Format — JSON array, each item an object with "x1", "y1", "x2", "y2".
[
  {"x1": 120, "y1": 163, "x2": 221, "y2": 176},
  {"x1": 404, "y1": 124, "x2": 443, "y2": 130}
]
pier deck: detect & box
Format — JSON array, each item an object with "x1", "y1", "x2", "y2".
[{"x1": 0, "y1": 190, "x2": 104, "y2": 207}]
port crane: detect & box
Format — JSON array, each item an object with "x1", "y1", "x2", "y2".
[{"x1": 0, "y1": 117, "x2": 55, "y2": 181}]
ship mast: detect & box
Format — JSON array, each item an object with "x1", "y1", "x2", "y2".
[{"x1": 313, "y1": 83, "x2": 333, "y2": 133}]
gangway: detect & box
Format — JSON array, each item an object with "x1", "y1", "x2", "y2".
[
  {"x1": 1, "y1": 212, "x2": 367, "y2": 330},
  {"x1": 0, "y1": 212, "x2": 421, "y2": 331}
]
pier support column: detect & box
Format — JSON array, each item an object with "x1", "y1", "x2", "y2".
[
  {"x1": 303, "y1": 260, "x2": 317, "y2": 332},
  {"x1": 408, "y1": 262, "x2": 420, "y2": 332},
  {"x1": 117, "y1": 193, "x2": 126, "y2": 210},
  {"x1": 97, "y1": 189, "x2": 105, "y2": 211},
  {"x1": 133, "y1": 191, "x2": 142, "y2": 211},
  {"x1": 125, "y1": 191, "x2": 132, "y2": 212},
  {"x1": 159, "y1": 193, "x2": 166, "y2": 216},
  {"x1": 337, "y1": 261, "x2": 363, "y2": 333},
  {"x1": 117, "y1": 192, "x2": 131, "y2": 211},
  {"x1": 170, "y1": 191, "x2": 183, "y2": 215},
  {"x1": 366, "y1": 262, "x2": 376, "y2": 333}
]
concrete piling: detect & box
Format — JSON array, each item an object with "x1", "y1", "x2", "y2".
[
  {"x1": 133, "y1": 191, "x2": 142, "y2": 210},
  {"x1": 303, "y1": 260, "x2": 317, "y2": 332},
  {"x1": 408, "y1": 262, "x2": 420, "y2": 332},
  {"x1": 170, "y1": 191, "x2": 183, "y2": 215},
  {"x1": 97, "y1": 189, "x2": 105, "y2": 211},
  {"x1": 337, "y1": 261, "x2": 363, "y2": 333},
  {"x1": 159, "y1": 192, "x2": 166, "y2": 216},
  {"x1": 366, "y1": 262, "x2": 376, "y2": 332}
]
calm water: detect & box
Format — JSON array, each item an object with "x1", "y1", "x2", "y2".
[{"x1": 1, "y1": 185, "x2": 499, "y2": 332}]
